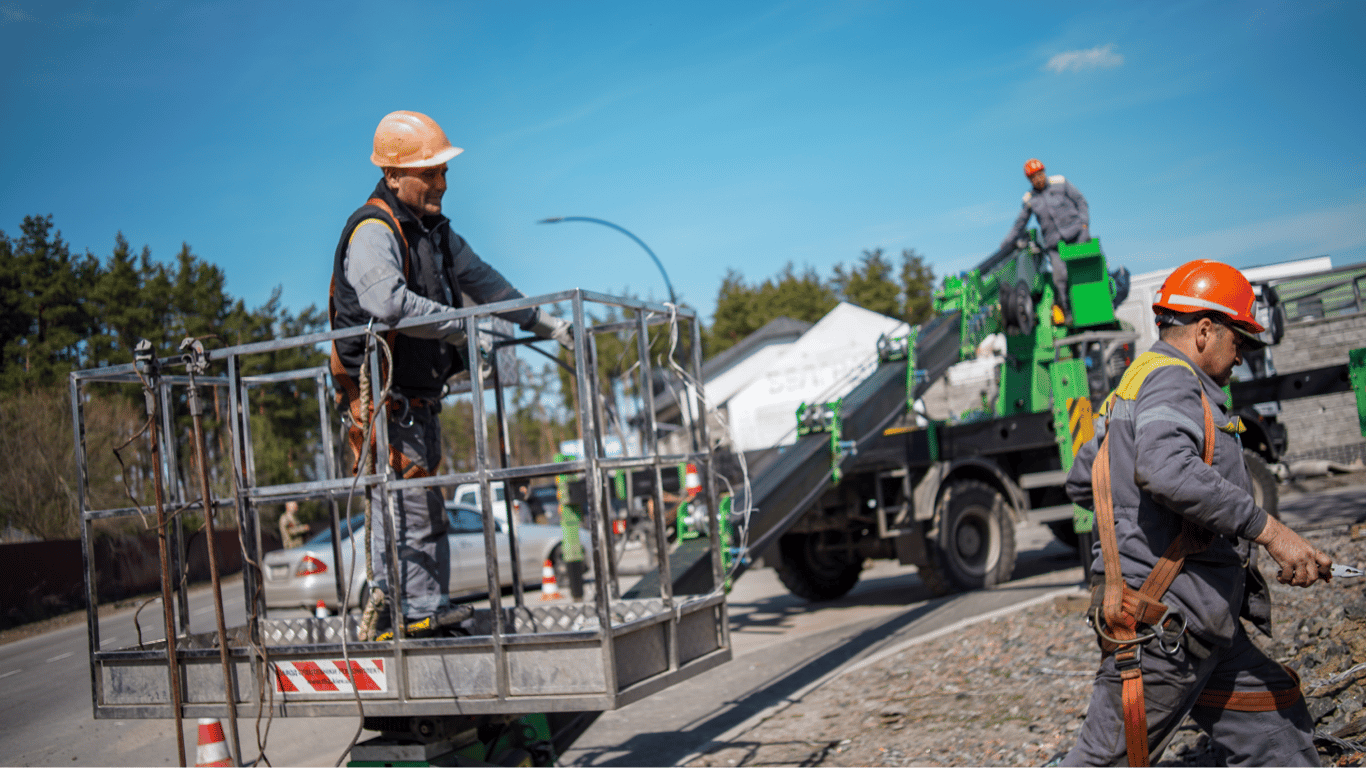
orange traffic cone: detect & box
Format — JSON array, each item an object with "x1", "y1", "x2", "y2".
[
  {"x1": 195, "y1": 718, "x2": 232, "y2": 767},
  {"x1": 685, "y1": 463, "x2": 702, "y2": 497},
  {"x1": 315, "y1": 599, "x2": 329, "y2": 618},
  {"x1": 539, "y1": 559, "x2": 563, "y2": 601}
]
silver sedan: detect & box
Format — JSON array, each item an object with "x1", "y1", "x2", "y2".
[{"x1": 262, "y1": 503, "x2": 586, "y2": 610}]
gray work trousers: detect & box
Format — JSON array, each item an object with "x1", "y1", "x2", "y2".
[
  {"x1": 1063, "y1": 623, "x2": 1318, "y2": 766},
  {"x1": 368, "y1": 403, "x2": 449, "y2": 620},
  {"x1": 1048, "y1": 247, "x2": 1070, "y2": 312}
]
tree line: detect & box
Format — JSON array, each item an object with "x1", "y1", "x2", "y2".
[
  {"x1": 705, "y1": 248, "x2": 935, "y2": 356},
  {"x1": 1, "y1": 214, "x2": 937, "y2": 541}
]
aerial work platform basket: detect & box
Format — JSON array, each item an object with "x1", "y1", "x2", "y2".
[{"x1": 71, "y1": 290, "x2": 731, "y2": 725}]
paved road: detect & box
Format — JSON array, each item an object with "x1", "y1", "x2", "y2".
[
  {"x1": 1, "y1": 479, "x2": 1361, "y2": 767},
  {"x1": 560, "y1": 524, "x2": 1084, "y2": 766}
]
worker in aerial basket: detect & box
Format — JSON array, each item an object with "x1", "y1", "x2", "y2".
[
  {"x1": 329, "y1": 110, "x2": 572, "y2": 639},
  {"x1": 1058, "y1": 259, "x2": 1331, "y2": 766},
  {"x1": 991, "y1": 158, "x2": 1089, "y2": 320}
]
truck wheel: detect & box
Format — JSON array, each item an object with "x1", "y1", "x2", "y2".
[
  {"x1": 922, "y1": 479, "x2": 1016, "y2": 595},
  {"x1": 774, "y1": 532, "x2": 863, "y2": 602},
  {"x1": 1244, "y1": 449, "x2": 1280, "y2": 519}
]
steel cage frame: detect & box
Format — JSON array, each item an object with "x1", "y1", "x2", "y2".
[{"x1": 71, "y1": 289, "x2": 730, "y2": 721}]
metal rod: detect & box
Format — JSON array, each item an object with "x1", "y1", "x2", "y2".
[
  {"x1": 158, "y1": 380, "x2": 191, "y2": 636},
  {"x1": 467, "y1": 314, "x2": 508, "y2": 699},
  {"x1": 571, "y1": 292, "x2": 620, "y2": 692},
  {"x1": 635, "y1": 311, "x2": 674, "y2": 609},
  {"x1": 316, "y1": 370, "x2": 348, "y2": 609},
  {"x1": 225, "y1": 356, "x2": 263, "y2": 652},
  {"x1": 587, "y1": 331, "x2": 621, "y2": 601},
  {"x1": 71, "y1": 374, "x2": 104, "y2": 726},
  {"x1": 184, "y1": 344, "x2": 242, "y2": 765},
  {"x1": 136, "y1": 345, "x2": 187, "y2": 766},
  {"x1": 491, "y1": 333, "x2": 526, "y2": 607}
]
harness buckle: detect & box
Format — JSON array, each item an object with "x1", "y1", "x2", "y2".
[
  {"x1": 391, "y1": 392, "x2": 414, "y2": 428},
  {"x1": 1114, "y1": 643, "x2": 1142, "y2": 673},
  {"x1": 1156, "y1": 609, "x2": 1187, "y2": 654}
]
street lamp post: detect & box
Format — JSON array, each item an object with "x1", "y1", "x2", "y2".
[
  {"x1": 537, "y1": 216, "x2": 677, "y2": 306},
  {"x1": 538, "y1": 215, "x2": 695, "y2": 450}
]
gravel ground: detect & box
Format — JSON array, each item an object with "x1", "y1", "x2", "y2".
[{"x1": 688, "y1": 497, "x2": 1366, "y2": 767}]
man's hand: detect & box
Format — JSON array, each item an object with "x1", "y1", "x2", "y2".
[
  {"x1": 1255, "y1": 515, "x2": 1333, "y2": 587},
  {"x1": 530, "y1": 312, "x2": 573, "y2": 350}
]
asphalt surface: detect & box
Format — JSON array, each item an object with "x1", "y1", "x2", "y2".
[{"x1": 1, "y1": 471, "x2": 1361, "y2": 767}]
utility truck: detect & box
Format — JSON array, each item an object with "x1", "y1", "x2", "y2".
[{"x1": 676, "y1": 240, "x2": 1366, "y2": 603}]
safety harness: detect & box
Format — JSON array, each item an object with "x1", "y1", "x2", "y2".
[
  {"x1": 327, "y1": 196, "x2": 434, "y2": 481},
  {"x1": 1090, "y1": 351, "x2": 1302, "y2": 766}
]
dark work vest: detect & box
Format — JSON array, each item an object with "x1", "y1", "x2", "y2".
[{"x1": 329, "y1": 180, "x2": 465, "y2": 399}]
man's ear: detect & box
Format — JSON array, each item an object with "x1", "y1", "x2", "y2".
[
  {"x1": 382, "y1": 168, "x2": 400, "y2": 192},
  {"x1": 1195, "y1": 317, "x2": 1217, "y2": 352}
]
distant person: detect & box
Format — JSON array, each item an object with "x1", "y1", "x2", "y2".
[
  {"x1": 1059, "y1": 259, "x2": 1328, "y2": 766},
  {"x1": 518, "y1": 483, "x2": 545, "y2": 524},
  {"x1": 278, "y1": 501, "x2": 308, "y2": 549},
  {"x1": 329, "y1": 110, "x2": 572, "y2": 638},
  {"x1": 992, "y1": 158, "x2": 1090, "y2": 318}
]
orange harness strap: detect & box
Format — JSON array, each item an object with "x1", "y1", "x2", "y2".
[{"x1": 328, "y1": 198, "x2": 433, "y2": 481}]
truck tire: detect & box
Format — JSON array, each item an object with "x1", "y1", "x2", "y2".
[
  {"x1": 922, "y1": 479, "x2": 1016, "y2": 595},
  {"x1": 774, "y1": 532, "x2": 864, "y2": 602},
  {"x1": 1244, "y1": 449, "x2": 1280, "y2": 519}
]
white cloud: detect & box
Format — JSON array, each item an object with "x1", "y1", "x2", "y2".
[
  {"x1": 1, "y1": 3, "x2": 35, "y2": 23},
  {"x1": 1045, "y1": 44, "x2": 1124, "y2": 73}
]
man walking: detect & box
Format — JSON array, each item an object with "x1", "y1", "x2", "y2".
[
  {"x1": 329, "y1": 110, "x2": 570, "y2": 638},
  {"x1": 1060, "y1": 258, "x2": 1331, "y2": 765}
]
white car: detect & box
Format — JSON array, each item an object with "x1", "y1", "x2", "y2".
[
  {"x1": 262, "y1": 502, "x2": 584, "y2": 610},
  {"x1": 453, "y1": 481, "x2": 516, "y2": 526}
]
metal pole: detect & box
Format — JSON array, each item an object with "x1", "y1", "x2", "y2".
[
  {"x1": 134, "y1": 340, "x2": 187, "y2": 767},
  {"x1": 181, "y1": 339, "x2": 241, "y2": 765},
  {"x1": 491, "y1": 340, "x2": 526, "y2": 606}
]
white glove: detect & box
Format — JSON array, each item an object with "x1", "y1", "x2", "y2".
[{"x1": 530, "y1": 312, "x2": 573, "y2": 350}]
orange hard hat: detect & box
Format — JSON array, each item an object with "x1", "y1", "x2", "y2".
[
  {"x1": 1023, "y1": 158, "x2": 1045, "y2": 177},
  {"x1": 370, "y1": 111, "x2": 463, "y2": 168},
  {"x1": 1153, "y1": 259, "x2": 1265, "y2": 334}
]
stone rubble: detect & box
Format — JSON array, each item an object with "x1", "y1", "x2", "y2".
[{"x1": 688, "y1": 524, "x2": 1366, "y2": 767}]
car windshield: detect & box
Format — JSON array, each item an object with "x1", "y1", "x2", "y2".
[{"x1": 304, "y1": 514, "x2": 368, "y2": 546}]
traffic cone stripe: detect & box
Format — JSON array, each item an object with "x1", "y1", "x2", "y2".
[
  {"x1": 540, "y1": 559, "x2": 562, "y2": 601},
  {"x1": 685, "y1": 463, "x2": 701, "y2": 497},
  {"x1": 195, "y1": 717, "x2": 232, "y2": 767}
]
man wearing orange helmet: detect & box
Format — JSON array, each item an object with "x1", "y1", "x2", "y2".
[
  {"x1": 329, "y1": 110, "x2": 571, "y2": 637},
  {"x1": 1058, "y1": 259, "x2": 1329, "y2": 765},
  {"x1": 993, "y1": 158, "x2": 1090, "y2": 318}
]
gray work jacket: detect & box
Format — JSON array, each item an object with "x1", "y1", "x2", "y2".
[
  {"x1": 998, "y1": 174, "x2": 1090, "y2": 254},
  {"x1": 1066, "y1": 341, "x2": 1272, "y2": 646},
  {"x1": 332, "y1": 180, "x2": 538, "y2": 398}
]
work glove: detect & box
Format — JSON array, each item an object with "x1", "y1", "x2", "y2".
[
  {"x1": 530, "y1": 311, "x2": 574, "y2": 350},
  {"x1": 443, "y1": 320, "x2": 493, "y2": 359}
]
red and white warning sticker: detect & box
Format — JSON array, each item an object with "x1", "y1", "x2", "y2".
[{"x1": 273, "y1": 659, "x2": 387, "y2": 694}]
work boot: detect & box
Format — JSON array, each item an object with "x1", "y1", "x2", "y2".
[
  {"x1": 433, "y1": 604, "x2": 475, "y2": 636},
  {"x1": 375, "y1": 605, "x2": 475, "y2": 641},
  {"x1": 375, "y1": 615, "x2": 436, "y2": 641}
]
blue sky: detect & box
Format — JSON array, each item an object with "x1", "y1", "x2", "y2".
[{"x1": 2, "y1": 0, "x2": 1363, "y2": 327}]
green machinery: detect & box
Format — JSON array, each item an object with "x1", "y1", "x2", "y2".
[
  {"x1": 766, "y1": 233, "x2": 1133, "y2": 600},
  {"x1": 928, "y1": 233, "x2": 1134, "y2": 543}
]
